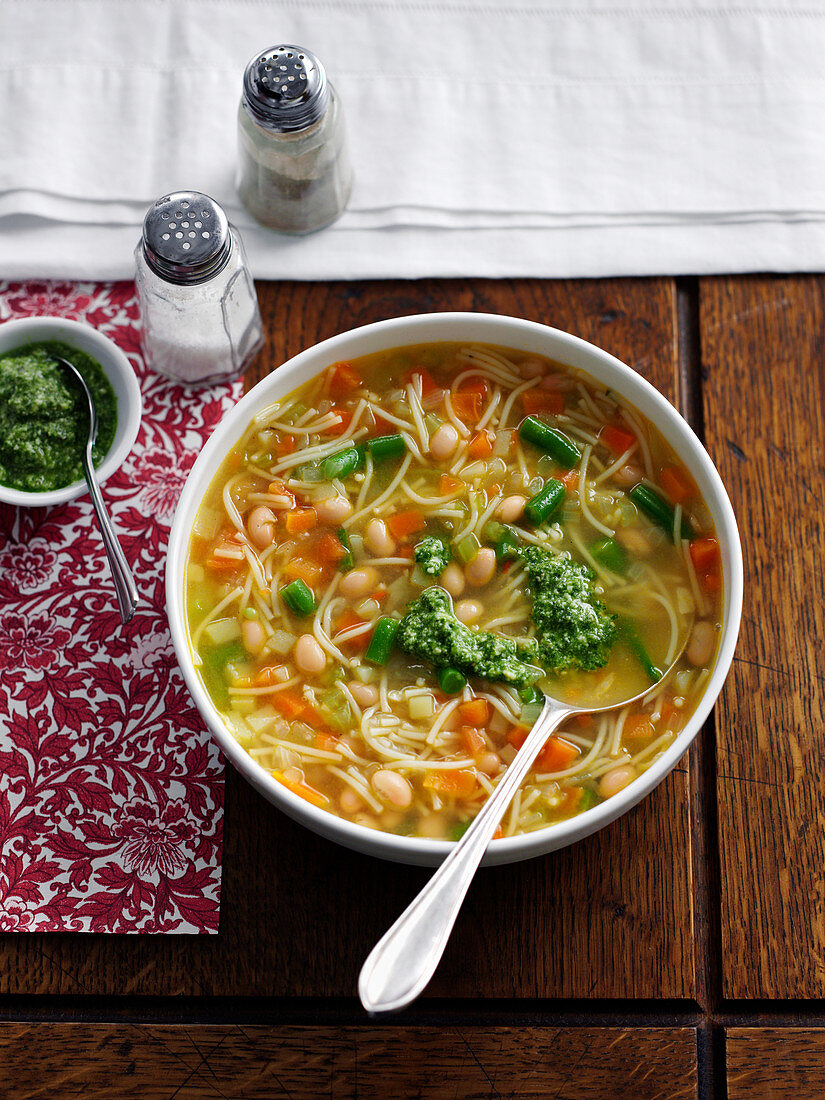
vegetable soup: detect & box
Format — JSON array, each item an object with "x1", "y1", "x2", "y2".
[{"x1": 185, "y1": 343, "x2": 722, "y2": 840}]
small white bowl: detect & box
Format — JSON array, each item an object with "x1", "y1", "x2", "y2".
[
  {"x1": 167, "y1": 313, "x2": 743, "y2": 867},
  {"x1": 0, "y1": 317, "x2": 142, "y2": 507}
]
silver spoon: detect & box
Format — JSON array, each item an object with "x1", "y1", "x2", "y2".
[
  {"x1": 358, "y1": 644, "x2": 690, "y2": 1015},
  {"x1": 53, "y1": 354, "x2": 139, "y2": 625}
]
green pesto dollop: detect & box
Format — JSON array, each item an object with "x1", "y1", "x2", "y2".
[
  {"x1": 396, "y1": 586, "x2": 541, "y2": 689},
  {"x1": 0, "y1": 341, "x2": 117, "y2": 492},
  {"x1": 521, "y1": 546, "x2": 617, "y2": 672},
  {"x1": 413, "y1": 535, "x2": 452, "y2": 577}
]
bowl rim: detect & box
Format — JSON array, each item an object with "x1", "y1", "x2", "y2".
[
  {"x1": 0, "y1": 316, "x2": 143, "y2": 507},
  {"x1": 166, "y1": 311, "x2": 743, "y2": 867}
]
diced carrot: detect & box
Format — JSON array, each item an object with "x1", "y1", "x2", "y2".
[
  {"x1": 451, "y1": 391, "x2": 483, "y2": 423},
  {"x1": 324, "y1": 409, "x2": 352, "y2": 436},
  {"x1": 522, "y1": 390, "x2": 565, "y2": 416},
  {"x1": 205, "y1": 556, "x2": 243, "y2": 574},
  {"x1": 689, "y1": 536, "x2": 720, "y2": 574},
  {"x1": 273, "y1": 434, "x2": 296, "y2": 456},
  {"x1": 600, "y1": 424, "x2": 637, "y2": 455},
  {"x1": 458, "y1": 698, "x2": 491, "y2": 725},
  {"x1": 371, "y1": 587, "x2": 388, "y2": 604},
  {"x1": 403, "y1": 367, "x2": 438, "y2": 397},
  {"x1": 701, "y1": 569, "x2": 722, "y2": 593},
  {"x1": 658, "y1": 696, "x2": 679, "y2": 727},
  {"x1": 486, "y1": 482, "x2": 502, "y2": 498},
  {"x1": 535, "y1": 736, "x2": 581, "y2": 773},
  {"x1": 440, "y1": 474, "x2": 463, "y2": 496},
  {"x1": 334, "y1": 611, "x2": 371, "y2": 650},
  {"x1": 316, "y1": 532, "x2": 348, "y2": 563},
  {"x1": 468, "y1": 429, "x2": 495, "y2": 459},
  {"x1": 561, "y1": 470, "x2": 579, "y2": 491},
  {"x1": 284, "y1": 557, "x2": 322, "y2": 584},
  {"x1": 315, "y1": 731, "x2": 340, "y2": 752},
  {"x1": 272, "y1": 691, "x2": 306, "y2": 719},
  {"x1": 366, "y1": 410, "x2": 396, "y2": 437},
  {"x1": 228, "y1": 451, "x2": 243, "y2": 470},
  {"x1": 328, "y1": 361, "x2": 363, "y2": 395},
  {"x1": 397, "y1": 544, "x2": 415, "y2": 560},
  {"x1": 458, "y1": 378, "x2": 488, "y2": 398},
  {"x1": 271, "y1": 771, "x2": 330, "y2": 808},
  {"x1": 254, "y1": 665, "x2": 288, "y2": 686},
  {"x1": 507, "y1": 725, "x2": 529, "y2": 750},
  {"x1": 572, "y1": 712, "x2": 593, "y2": 728},
  {"x1": 560, "y1": 787, "x2": 585, "y2": 813},
  {"x1": 624, "y1": 713, "x2": 655, "y2": 741},
  {"x1": 387, "y1": 510, "x2": 426, "y2": 539},
  {"x1": 424, "y1": 769, "x2": 477, "y2": 798},
  {"x1": 461, "y1": 726, "x2": 487, "y2": 756},
  {"x1": 492, "y1": 825, "x2": 503, "y2": 840},
  {"x1": 284, "y1": 508, "x2": 317, "y2": 535},
  {"x1": 267, "y1": 480, "x2": 292, "y2": 498},
  {"x1": 660, "y1": 465, "x2": 696, "y2": 504}
]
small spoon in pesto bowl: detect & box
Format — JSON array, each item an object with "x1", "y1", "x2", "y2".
[
  {"x1": 52, "y1": 354, "x2": 139, "y2": 625},
  {"x1": 358, "y1": 626, "x2": 692, "y2": 1016}
]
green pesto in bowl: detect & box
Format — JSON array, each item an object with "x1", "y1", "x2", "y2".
[{"x1": 0, "y1": 341, "x2": 118, "y2": 492}]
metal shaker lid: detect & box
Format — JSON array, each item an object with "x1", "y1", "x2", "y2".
[
  {"x1": 141, "y1": 192, "x2": 231, "y2": 285},
  {"x1": 242, "y1": 45, "x2": 329, "y2": 133}
]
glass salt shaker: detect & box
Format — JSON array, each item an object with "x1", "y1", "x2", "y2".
[
  {"x1": 237, "y1": 44, "x2": 353, "y2": 233},
  {"x1": 135, "y1": 191, "x2": 264, "y2": 385}
]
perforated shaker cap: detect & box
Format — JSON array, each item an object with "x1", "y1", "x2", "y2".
[
  {"x1": 242, "y1": 44, "x2": 329, "y2": 133},
  {"x1": 141, "y1": 192, "x2": 231, "y2": 285}
]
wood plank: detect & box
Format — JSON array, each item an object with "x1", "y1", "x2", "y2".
[
  {"x1": 727, "y1": 1028, "x2": 825, "y2": 1099},
  {"x1": 0, "y1": 1023, "x2": 698, "y2": 1099},
  {"x1": 699, "y1": 276, "x2": 825, "y2": 999},
  {"x1": 0, "y1": 277, "x2": 697, "y2": 999}
]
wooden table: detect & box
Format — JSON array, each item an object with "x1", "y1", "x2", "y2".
[{"x1": 1, "y1": 275, "x2": 823, "y2": 1098}]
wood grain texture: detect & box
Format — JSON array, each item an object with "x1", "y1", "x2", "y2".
[
  {"x1": 0, "y1": 277, "x2": 697, "y2": 1000},
  {"x1": 727, "y1": 1028, "x2": 825, "y2": 1099},
  {"x1": 699, "y1": 276, "x2": 825, "y2": 999},
  {"x1": 0, "y1": 1023, "x2": 697, "y2": 1099}
]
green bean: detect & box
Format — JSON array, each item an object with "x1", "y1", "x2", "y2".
[
  {"x1": 590, "y1": 536, "x2": 628, "y2": 574},
  {"x1": 519, "y1": 416, "x2": 580, "y2": 468},
  {"x1": 629, "y1": 484, "x2": 693, "y2": 541},
  {"x1": 486, "y1": 521, "x2": 521, "y2": 562},
  {"x1": 367, "y1": 434, "x2": 406, "y2": 461},
  {"x1": 438, "y1": 667, "x2": 466, "y2": 694},
  {"x1": 281, "y1": 579, "x2": 316, "y2": 616},
  {"x1": 620, "y1": 619, "x2": 662, "y2": 683},
  {"x1": 365, "y1": 617, "x2": 400, "y2": 665},
  {"x1": 337, "y1": 527, "x2": 354, "y2": 572},
  {"x1": 524, "y1": 478, "x2": 566, "y2": 526},
  {"x1": 323, "y1": 446, "x2": 361, "y2": 481}
]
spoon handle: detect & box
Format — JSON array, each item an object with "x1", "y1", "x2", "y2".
[
  {"x1": 81, "y1": 444, "x2": 139, "y2": 625},
  {"x1": 358, "y1": 696, "x2": 574, "y2": 1014}
]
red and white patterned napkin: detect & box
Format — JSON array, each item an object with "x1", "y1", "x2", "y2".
[{"x1": 0, "y1": 281, "x2": 238, "y2": 933}]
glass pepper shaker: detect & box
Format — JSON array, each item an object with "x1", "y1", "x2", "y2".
[
  {"x1": 237, "y1": 44, "x2": 353, "y2": 233},
  {"x1": 135, "y1": 191, "x2": 264, "y2": 385}
]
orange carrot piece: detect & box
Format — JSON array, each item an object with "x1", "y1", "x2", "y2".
[
  {"x1": 660, "y1": 464, "x2": 696, "y2": 504},
  {"x1": 461, "y1": 726, "x2": 487, "y2": 756},
  {"x1": 284, "y1": 507, "x2": 317, "y2": 535},
  {"x1": 316, "y1": 532, "x2": 348, "y2": 563},
  {"x1": 689, "y1": 536, "x2": 720, "y2": 574},
  {"x1": 535, "y1": 736, "x2": 580, "y2": 773},
  {"x1": 328, "y1": 361, "x2": 362, "y2": 394},
  {"x1": 507, "y1": 725, "x2": 529, "y2": 750},
  {"x1": 272, "y1": 691, "x2": 306, "y2": 719},
  {"x1": 271, "y1": 771, "x2": 330, "y2": 808},
  {"x1": 205, "y1": 556, "x2": 243, "y2": 574},
  {"x1": 451, "y1": 391, "x2": 483, "y2": 423},
  {"x1": 522, "y1": 390, "x2": 565, "y2": 416},
  {"x1": 387, "y1": 510, "x2": 426, "y2": 539},
  {"x1": 561, "y1": 470, "x2": 579, "y2": 492},
  {"x1": 315, "y1": 731, "x2": 340, "y2": 752},
  {"x1": 284, "y1": 557, "x2": 322, "y2": 584},
  {"x1": 424, "y1": 769, "x2": 477, "y2": 798},
  {"x1": 274, "y1": 434, "x2": 296, "y2": 457},
  {"x1": 600, "y1": 424, "x2": 637, "y2": 455},
  {"x1": 468, "y1": 429, "x2": 495, "y2": 459},
  {"x1": 403, "y1": 367, "x2": 439, "y2": 397},
  {"x1": 440, "y1": 474, "x2": 463, "y2": 495},
  {"x1": 324, "y1": 408, "x2": 352, "y2": 436},
  {"x1": 458, "y1": 698, "x2": 491, "y2": 725},
  {"x1": 624, "y1": 713, "x2": 656, "y2": 741}
]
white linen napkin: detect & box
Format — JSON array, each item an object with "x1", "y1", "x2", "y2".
[{"x1": 1, "y1": 0, "x2": 825, "y2": 280}]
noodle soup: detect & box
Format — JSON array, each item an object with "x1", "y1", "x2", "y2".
[{"x1": 185, "y1": 343, "x2": 722, "y2": 841}]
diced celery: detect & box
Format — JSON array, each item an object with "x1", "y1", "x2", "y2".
[{"x1": 455, "y1": 533, "x2": 481, "y2": 564}]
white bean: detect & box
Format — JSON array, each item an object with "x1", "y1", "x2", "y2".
[
  {"x1": 316, "y1": 495, "x2": 353, "y2": 525},
  {"x1": 599, "y1": 764, "x2": 637, "y2": 799},
  {"x1": 372, "y1": 769, "x2": 413, "y2": 810},
  {"x1": 247, "y1": 506, "x2": 277, "y2": 549},
  {"x1": 686, "y1": 621, "x2": 716, "y2": 667},
  {"x1": 455, "y1": 599, "x2": 483, "y2": 624},
  {"x1": 616, "y1": 526, "x2": 652, "y2": 558},
  {"x1": 241, "y1": 619, "x2": 266, "y2": 656},
  {"x1": 340, "y1": 788, "x2": 364, "y2": 814},
  {"x1": 465, "y1": 548, "x2": 496, "y2": 587},
  {"x1": 613, "y1": 464, "x2": 644, "y2": 488},
  {"x1": 478, "y1": 752, "x2": 502, "y2": 776},
  {"x1": 365, "y1": 518, "x2": 396, "y2": 556},
  {"x1": 496, "y1": 495, "x2": 526, "y2": 523},
  {"x1": 294, "y1": 633, "x2": 327, "y2": 675},
  {"x1": 430, "y1": 423, "x2": 459, "y2": 460},
  {"x1": 440, "y1": 563, "x2": 465, "y2": 598},
  {"x1": 341, "y1": 566, "x2": 379, "y2": 599},
  {"x1": 349, "y1": 681, "x2": 379, "y2": 707}
]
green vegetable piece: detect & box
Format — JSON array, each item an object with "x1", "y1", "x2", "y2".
[
  {"x1": 629, "y1": 484, "x2": 693, "y2": 541},
  {"x1": 522, "y1": 546, "x2": 618, "y2": 672},
  {"x1": 520, "y1": 699, "x2": 545, "y2": 725},
  {"x1": 438, "y1": 666, "x2": 467, "y2": 694},
  {"x1": 367, "y1": 434, "x2": 406, "y2": 461},
  {"x1": 414, "y1": 535, "x2": 452, "y2": 576},
  {"x1": 619, "y1": 619, "x2": 662, "y2": 683},
  {"x1": 519, "y1": 685, "x2": 545, "y2": 706},
  {"x1": 455, "y1": 532, "x2": 481, "y2": 565},
  {"x1": 493, "y1": 525, "x2": 521, "y2": 563},
  {"x1": 519, "y1": 416, "x2": 580, "y2": 468},
  {"x1": 323, "y1": 446, "x2": 361, "y2": 481},
  {"x1": 577, "y1": 787, "x2": 599, "y2": 812},
  {"x1": 242, "y1": 607, "x2": 259, "y2": 620},
  {"x1": 448, "y1": 820, "x2": 472, "y2": 841},
  {"x1": 337, "y1": 527, "x2": 354, "y2": 571},
  {"x1": 396, "y1": 587, "x2": 541, "y2": 689},
  {"x1": 281, "y1": 579, "x2": 316, "y2": 616},
  {"x1": 366, "y1": 616, "x2": 400, "y2": 665},
  {"x1": 524, "y1": 479, "x2": 566, "y2": 526},
  {"x1": 590, "y1": 536, "x2": 628, "y2": 574}
]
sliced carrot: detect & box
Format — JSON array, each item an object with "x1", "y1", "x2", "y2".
[
  {"x1": 689, "y1": 536, "x2": 720, "y2": 574},
  {"x1": 334, "y1": 611, "x2": 371, "y2": 650},
  {"x1": 492, "y1": 825, "x2": 503, "y2": 840},
  {"x1": 660, "y1": 464, "x2": 696, "y2": 504},
  {"x1": 458, "y1": 698, "x2": 491, "y2": 725},
  {"x1": 440, "y1": 474, "x2": 463, "y2": 496},
  {"x1": 272, "y1": 691, "x2": 306, "y2": 719},
  {"x1": 522, "y1": 390, "x2": 565, "y2": 416},
  {"x1": 701, "y1": 569, "x2": 722, "y2": 593},
  {"x1": 458, "y1": 378, "x2": 488, "y2": 398},
  {"x1": 271, "y1": 771, "x2": 330, "y2": 809},
  {"x1": 572, "y1": 712, "x2": 593, "y2": 728},
  {"x1": 315, "y1": 731, "x2": 340, "y2": 752},
  {"x1": 460, "y1": 726, "x2": 486, "y2": 756},
  {"x1": 624, "y1": 713, "x2": 655, "y2": 741},
  {"x1": 254, "y1": 665, "x2": 288, "y2": 687},
  {"x1": 600, "y1": 424, "x2": 637, "y2": 455},
  {"x1": 424, "y1": 769, "x2": 477, "y2": 798},
  {"x1": 284, "y1": 557, "x2": 322, "y2": 584},
  {"x1": 284, "y1": 508, "x2": 317, "y2": 535},
  {"x1": 273, "y1": 434, "x2": 296, "y2": 456},
  {"x1": 324, "y1": 409, "x2": 352, "y2": 436},
  {"x1": 560, "y1": 787, "x2": 585, "y2": 813},
  {"x1": 387, "y1": 510, "x2": 426, "y2": 539},
  {"x1": 507, "y1": 725, "x2": 529, "y2": 750},
  {"x1": 535, "y1": 736, "x2": 580, "y2": 773},
  {"x1": 451, "y1": 391, "x2": 483, "y2": 423},
  {"x1": 561, "y1": 470, "x2": 579, "y2": 492},
  {"x1": 468, "y1": 429, "x2": 495, "y2": 459},
  {"x1": 328, "y1": 361, "x2": 363, "y2": 395},
  {"x1": 396, "y1": 544, "x2": 415, "y2": 560},
  {"x1": 316, "y1": 532, "x2": 348, "y2": 563},
  {"x1": 403, "y1": 367, "x2": 439, "y2": 397}
]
